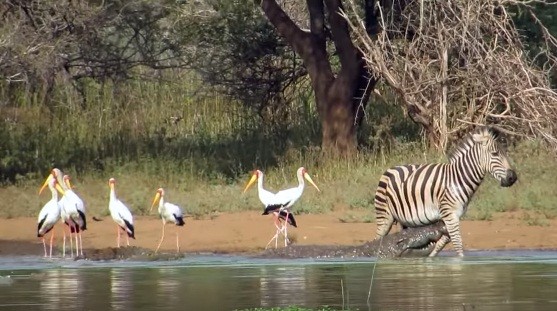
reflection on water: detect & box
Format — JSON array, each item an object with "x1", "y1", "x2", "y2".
[
  {"x1": 111, "y1": 269, "x2": 133, "y2": 310},
  {"x1": 0, "y1": 254, "x2": 556, "y2": 310},
  {"x1": 41, "y1": 269, "x2": 85, "y2": 310},
  {"x1": 156, "y1": 268, "x2": 181, "y2": 307},
  {"x1": 259, "y1": 266, "x2": 307, "y2": 307}
]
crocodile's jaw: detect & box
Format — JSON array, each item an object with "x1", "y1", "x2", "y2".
[
  {"x1": 396, "y1": 223, "x2": 449, "y2": 257},
  {"x1": 400, "y1": 239, "x2": 439, "y2": 257}
]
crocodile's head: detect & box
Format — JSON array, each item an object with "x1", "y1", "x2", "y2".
[
  {"x1": 371, "y1": 221, "x2": 449, "y2": 258},
  {"x1": 396, "y1": 221, "x2": 448, "y2": 257}
]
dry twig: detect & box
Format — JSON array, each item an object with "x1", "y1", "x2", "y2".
[{"x1": 344, "y1": 0, "x2": 557, "y2": 152}]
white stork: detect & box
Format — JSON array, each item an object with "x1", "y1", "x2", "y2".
[
  {"x1": 243, "y1": 170, "x2": 289, "y2": 248},
  {"x1": 150, "y1": 188, "x2": 185, "y2": 253},
  {"x1": 40, "y1": 168, "x2": 86, "y2": 257},
  {"x1": 63, "y1": 174, "x2": 87, "y2": 256},
  {"x1": 244, "y1": 167, "x2": 320, "y2": 248},
  {"x1": 37, "y1": 176, "x2": 64, "y2": 258},
  {"x1": 108, "y1": 178, "x2": 135, "y2": 247}
]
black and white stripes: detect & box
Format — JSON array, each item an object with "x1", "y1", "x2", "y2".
[{"x1": 374, "y1": 126, "x2": 517, "y2": 256}]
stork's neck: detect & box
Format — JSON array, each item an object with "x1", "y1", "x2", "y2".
[
  {"x1": 257, "y1": 173, "x2": 265, "y2": 192},
  {"x1": 110, "y1": 187, "x2": 117, "y2": 200},
  {"x1": 50, "y1": 184, "x2": 58, "y2": 201},
  {"x1": 297, "y1": 171, "x2": 305, "y2": 190},
  {"x1": 159, "y1": 196, "x2": 165, "y2": 210},
  {"x1": 54, "y1": 175, "x2": 69, "y2": 191}
]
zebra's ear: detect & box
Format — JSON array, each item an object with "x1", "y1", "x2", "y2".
[{"x1": 472, "y1": 132, "x2": 490, "y2": 145}]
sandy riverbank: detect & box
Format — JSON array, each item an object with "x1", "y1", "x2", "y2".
[{"x1": 0, "y1": 210, "x2": 555, "y2": 257}]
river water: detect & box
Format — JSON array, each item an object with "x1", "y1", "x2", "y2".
[{"x1": 0, "y1": 250, "x2": 556, "y2": 310}]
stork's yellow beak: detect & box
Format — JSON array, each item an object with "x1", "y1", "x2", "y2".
[
  {"x1": 55, "y1": 183, "x2": 66, "y2": 196},
  {"x1": 243, "y1": 174, "x2": 258, "y2": 193},
  {"x1": 150, "y1": 192, "x2": 161, "y2": 212},
  {"x1": 303, "y1": 173, "x2": 321, "y2": 192},
  {"x1": 39, "y1": 174, "x2": 54, "y2": 195}
]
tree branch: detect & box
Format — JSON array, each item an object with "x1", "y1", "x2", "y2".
[
  {"x1": 324, "y1": 0, "x2": 360, "y2": 75},
  {"x1": 257, "y1": 0, "x2": 335, "y2": 96},
  {"x1": 257, "y1": 0, "x2": 310, "y2": 57},
  {"x1": 307, "y1": 0, "x2": 326, "y2": 50}
]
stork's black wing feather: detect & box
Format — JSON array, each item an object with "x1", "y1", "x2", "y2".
[{"x1": 277, "y1": 210, "x2": 297, "y2": 227}]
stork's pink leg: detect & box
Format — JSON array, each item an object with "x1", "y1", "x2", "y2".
[
  {"x1": 79, "y1": 233, "x2": 84, "y2": 256},
  {"x1": 42, "y1": 238, "x2": 47, "y2": 257},
  {"x1": 117, "y1": 225, "x2": 121, "y2": 248},
  {"x1": 73, "y1": 225, "x2": 79, "y2": 257},
  {"x1": 49, "y1": 230, "x2": 55, "y2": 258},
  {"x1": 265, "y1": 213, "x2": 281, "y2": 249},
  {"x1": 125, "y1": 230, "x2": 130, "y2": 246},
  {"x1": 68, "y1": 225, "x2": 74, "y2": 257},
  {"x1": 283, "y1": 210, "x2": 290, "y2": 247},
  {"x1": 62, "y1": 226, "x2": 66, "y2": 258},
  {"x1": 265, "y1": 231, "x2": 280, "y2": 249},
  {"x1": 176, "y1": 226, "x2": 180, "y2": 253},
  {"x1": 155, "y1": 222, "x2": 166, "y2": 253}
]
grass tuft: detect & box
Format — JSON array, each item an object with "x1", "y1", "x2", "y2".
[{"x1": 1, "y1": 77, "x2": 556, "y2": 227}]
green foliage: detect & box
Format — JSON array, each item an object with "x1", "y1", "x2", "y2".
[
  {"x1": 175, "y1": 0, "x2": 306, "y2": 112},
  {"x1": 0, "y1": 0, "x2": 186, "y2": 105},
  {"x1": 1, "y1": 99, "x2": 555, "y2": 221},
  {"x1": 339, "y1": 212, "x2": 375, "y2": 224},
  {"x1": 521, "y1": 212, "x2": 550, "y2": 227},
  {"x1": 510, "y1": 2, "x2": 557, "y2": 85},
  {"x1": 0, "y1": 71, "x2": 324, "y2": 188},
  {"x1": 358, "y1": 85, "x2": 422, "y2": 150}
]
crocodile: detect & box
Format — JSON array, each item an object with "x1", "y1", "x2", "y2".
[{"x1": 257, "y1": 221, "x2": 449, "y2": 259}]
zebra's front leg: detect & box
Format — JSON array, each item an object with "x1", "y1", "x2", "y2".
[
  {"x1": 428, "y1": 234, "x2": 451, "y2": 257},
  {"x1": 441, "y1": 213, "x2": 464, "y2": 257}
]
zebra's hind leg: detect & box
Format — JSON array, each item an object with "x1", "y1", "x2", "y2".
[
  {"x1": 428, "y1": 234, "x2": 451, "y2": 257},
  {"x1": 375, "y1": 213, "x2": 395, "y2": 239}
]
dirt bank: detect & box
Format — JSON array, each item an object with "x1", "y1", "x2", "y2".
[{"x1": 0, "y1": 210, "x2": 555, "y2": 258}]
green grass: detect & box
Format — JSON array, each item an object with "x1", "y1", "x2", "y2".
[
  {"x1": 3, "y1": 137, "x2": 556, "y2": 226},
  {"x1": 236, "y1": 307, "x2": 347, "y2": 311},
  {"x1": 1, "y1": 77, "x2": 556, "y2": 224}
]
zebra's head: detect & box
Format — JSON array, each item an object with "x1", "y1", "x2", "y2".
[{"x1": 472, "y1": 127, "x2": 517, "y2": 187}]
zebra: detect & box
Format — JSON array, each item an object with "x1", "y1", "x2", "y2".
[{"x1": 373, "y1": 126, "x2": 517, "y2": 257}]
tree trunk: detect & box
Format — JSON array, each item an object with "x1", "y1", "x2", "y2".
[
  {"x1": 320, "y1": 96, "x2": 358, "y2": 154},
  {"x1": 315, "y1": 63, "x2": 372, "y2": 155},
  {"x1": 257, "y1": 0, "x2": 377, "y2": 156}
]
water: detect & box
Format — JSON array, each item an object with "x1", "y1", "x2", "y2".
[{"x1": 0, "y1": 251, "x2": 556, "y2": 310}]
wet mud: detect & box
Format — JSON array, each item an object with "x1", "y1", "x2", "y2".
[
  {"x1": 79, "y1": 246, "x2": 184, "y2": 261},
  {"x1": 256, "y1": 240, "x2": 428, "y2": 259}
]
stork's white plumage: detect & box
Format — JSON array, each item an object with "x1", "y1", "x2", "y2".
[
  {"x1": 40, "y1": 168, "x2": 87, "y2": 257},
  {"x1": 63, "y1": 175, "x2": 87, "y2": 256},
  {"x1": 150, "y1": 188, "x2": 185, "y2": 253},
  {"x1": 41, "y1": 170, "x2": 74, "y2": 257},
  {"x1": 108, "y1": 178, "x2": 135, "y2": 247},
  {"x1": 37, "y1": 176, "x2": 64, "y2": 258},
  {"x1": 244, "y1": 168, "x2": 320, "y2": 248},
  {"x1": 267, "y1": 167, "x2": 321, "y2": 213},
  {"x1": 243, "y1": 170, "x2": 276, "y2": 206},
  {"x1": 243, "y1": 170, "x2": 289, "y2": 248}
]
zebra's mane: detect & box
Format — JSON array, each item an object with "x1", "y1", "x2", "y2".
[{"x1": 447, "y1": 126, "x2": 501, "y2": 161}]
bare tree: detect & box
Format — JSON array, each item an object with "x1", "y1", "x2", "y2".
[
  {"x1": 346, "y1": 0, "x2": 557, "y2": 151},
  {"x1": 0, "y1": 0, "x2": 186, "y2": 107},
  {"x1": 255, "y1": 0, "x2": 378, "y2": 155}
]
